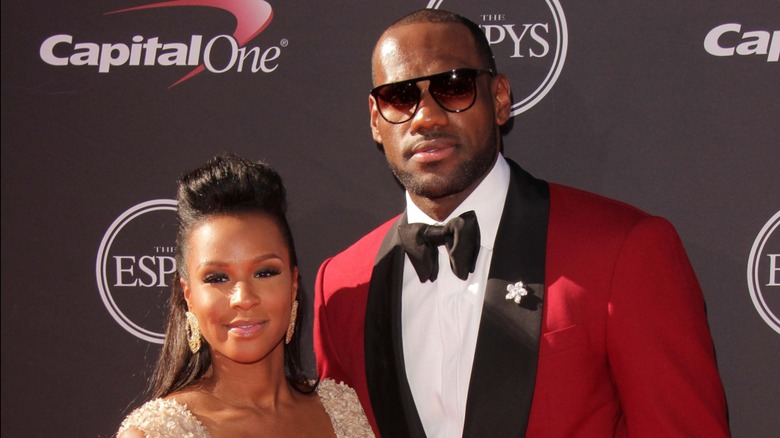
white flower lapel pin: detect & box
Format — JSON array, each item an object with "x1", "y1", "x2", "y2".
[{"x1": 506, "y1": 281, "x2": 528, "y2": 304}]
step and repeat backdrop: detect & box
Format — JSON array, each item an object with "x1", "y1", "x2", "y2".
[{"x1": 2, "y1": 0, "x2": 778, "y2": 436}]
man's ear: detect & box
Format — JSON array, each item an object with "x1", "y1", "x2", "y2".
[
  {"x1": 492, "y1": 74, "x2": 512, "y2": 126},
  {"x1": 369, "y1": 94, "x2": 383, "y2": 144}
]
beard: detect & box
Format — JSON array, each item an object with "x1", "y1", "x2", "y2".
[{"x1": 388, "y1": 144, "x2": 497, "y2": 200}]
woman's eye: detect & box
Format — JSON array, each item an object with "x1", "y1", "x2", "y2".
[
  {"x1": 203, "y1": 273, "x2": 228, "y2": 283},
  {"x1": 255, "y1": 268, "x2": 281, "y2": 278}
]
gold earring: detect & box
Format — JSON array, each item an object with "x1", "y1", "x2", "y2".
[
  {"x1": 185, "y1": 311, "x2": 202, "y2": 354},
  {"x1": 285, "y1": 300, "x2": 299, "y2": 344}
]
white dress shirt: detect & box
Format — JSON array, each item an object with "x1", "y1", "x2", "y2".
[{"x1": 402, "y1": 154, "x2": 510, "y2": 438}]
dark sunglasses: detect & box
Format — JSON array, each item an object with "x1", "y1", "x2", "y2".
[{"x1": 370, "y1": 68, "x2": 495, "y2": 124}]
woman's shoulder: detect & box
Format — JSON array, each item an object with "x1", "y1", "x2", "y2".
[
  {"x1": 317, "y1": 378, "x2": 375, "y2": 437},
  {"x1": 117, "y1": 397, "x2": 210, "y2": 438}
]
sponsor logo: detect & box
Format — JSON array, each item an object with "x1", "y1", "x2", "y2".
[
  {"x1": 747, "y1": 210, "x2": 780, "y2": 334},
  {"x1": 39, "y1": 0, "x2": 284, "y2": 88},
  {"x1": 704, "y1": 23, "x2": 779, "y2": 62},
  {"x1": 96, "y1": 200, "x2": 178, "y2": 343},
  {"x1": 429, "y1": 0, "x2": 568, "y2": 117}
]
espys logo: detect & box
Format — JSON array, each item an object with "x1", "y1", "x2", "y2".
[
  {"x1": 39, "y1": 0, "x2": 281, "y2": 88},
  {"x1": 96, "y1": 200, "x2": 178, "y2": 343},
  {"x1": 704, "y1": 23, "x2": 779, "y2": 62},
  {"x1": 428, "y1": 0, "x2": 568, "y2": 117},
  {"x1": 747, "y1": 210, "x2": 780, "y2": 334}
]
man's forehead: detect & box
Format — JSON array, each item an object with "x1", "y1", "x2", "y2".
[
  {"x1": 373, "y1": 23, "x2": 477, "y2": 83},
  {"x1": 378, "y1": 22, "x2": 471, "y2": 50}
]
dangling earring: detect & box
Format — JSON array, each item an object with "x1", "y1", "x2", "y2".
[
  {"x1": 285, "y1": 300, "x2": 299, "y2": 344},
  {"x1": 185, "y1": 311, "x2": 202, "y2": 354}
]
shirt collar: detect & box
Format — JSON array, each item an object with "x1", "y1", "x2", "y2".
[{"x1": 405, "y1": 154, "x2": 510, "y2": 250}]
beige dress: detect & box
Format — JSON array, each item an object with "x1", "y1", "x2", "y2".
[{"x1": 117, "y1": 379, "x2": 374, "y2": 437}]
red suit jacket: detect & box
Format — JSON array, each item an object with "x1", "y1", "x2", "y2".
[{"x1": 314, "y1": 160, "x2": 729, "y2": 437}]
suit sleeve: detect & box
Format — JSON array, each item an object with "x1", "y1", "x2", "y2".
[
  {"x1": 313, "y1": 256, "x2": 348, "y2": 384},
  {"x1": 313, "y1": 245, "x2": 380, "y2": 435},
  {"x1": 607, "y1": 216, "x2": 730, "y2": 436}
]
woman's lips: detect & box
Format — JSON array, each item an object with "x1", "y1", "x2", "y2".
[{"x1": 227, "y1": 321, "x2": 266, "y2": 337}]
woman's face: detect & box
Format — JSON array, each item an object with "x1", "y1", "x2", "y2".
[{"x1": 181, "y1": 213, "x2": 297, "y2": 365}]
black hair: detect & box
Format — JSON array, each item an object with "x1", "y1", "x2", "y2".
[{"x1": 146, "y1": 153, "x2": 315, "y2": 399}]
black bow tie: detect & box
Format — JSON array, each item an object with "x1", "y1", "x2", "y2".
[{"x1": 398, "y1": 211, "x2": 481, "y2": 282}]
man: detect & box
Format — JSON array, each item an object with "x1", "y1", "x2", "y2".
[{"x1": 314, "y1": 8, "x2": 729, "y2": 437}]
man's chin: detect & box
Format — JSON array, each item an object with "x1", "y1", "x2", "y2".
[{"x1": 407, "y1": 179, "x2": 463, "y2": 200}]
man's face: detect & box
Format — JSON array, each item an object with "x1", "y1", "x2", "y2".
[{"x1": 369, "y1": 22, "x2": 511, "y2": 203}]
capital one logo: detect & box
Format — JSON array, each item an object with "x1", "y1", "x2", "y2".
[
  {"x1": 429, "y1": 0, "x2": 568, "y2": 117},
  {"x1": 39, "y1": 0, "x2": 282, "y2": 88},
  {"x1": 747, "y1": 210, "x2": 780, "y2": 334},
  {"x1": 704, "y1": 23, "x2": 779, "y2": 62},
  {"x1": 96, "y1": 200, "x2": 178, "y2": 343}
]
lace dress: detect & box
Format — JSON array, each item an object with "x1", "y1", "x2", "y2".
[{"x1": 117, "y1": 379, "x2": 374, "y2": 437}]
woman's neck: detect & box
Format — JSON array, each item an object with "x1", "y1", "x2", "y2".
[{"x1": 202, "y1": 349, "x2": 294, "y2": 411}]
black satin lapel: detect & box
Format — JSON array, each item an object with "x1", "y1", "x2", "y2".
[
  {"x1": 463, "y1": 161, "x2": 549, "y2": 438},
  {"x1": 365, "y1": 213, "x2": 427, "y2": 438}
]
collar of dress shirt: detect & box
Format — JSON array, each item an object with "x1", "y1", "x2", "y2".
[{"x1": 405, "y1": 154, "x2": 510, "y2": 251}]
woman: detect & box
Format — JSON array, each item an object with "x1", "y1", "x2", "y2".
[{"x1": 117, "y1": 154, "x2": 373, "y2": 437}]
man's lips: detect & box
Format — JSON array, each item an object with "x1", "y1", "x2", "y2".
[{"x1": 409, "y1": 141, "x2": 456, "y2": 163}]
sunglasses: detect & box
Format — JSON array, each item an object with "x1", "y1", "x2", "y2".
[{"x1": 370, "y1": 68, "x2": 495, "y2": 124}]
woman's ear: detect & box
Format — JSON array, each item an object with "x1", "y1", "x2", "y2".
[
  {"x1": 291, "y1": 266, "x2": 299, "y2": 302},
  {"x1": 182, "y1": 277, "x2": 192, "y2": 309}
]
